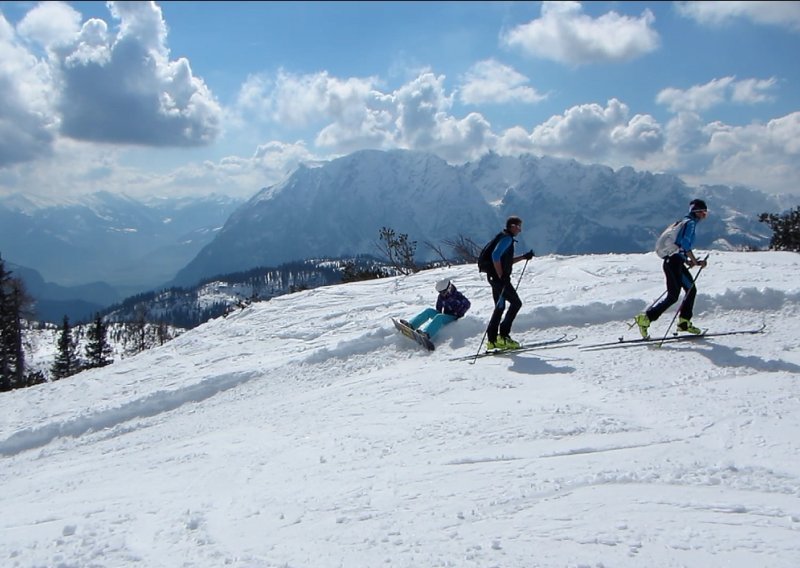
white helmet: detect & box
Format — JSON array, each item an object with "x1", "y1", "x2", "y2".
[{"x1": 435, "y1": 279, "x2": 451, "y2": 292}]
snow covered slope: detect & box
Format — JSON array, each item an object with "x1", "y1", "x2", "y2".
[{"x1": 1, "y1": 251, "x2": 799, "y2": 567}]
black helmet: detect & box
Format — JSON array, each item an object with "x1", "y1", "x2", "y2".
[{"x1": 689, "y1": 199, "x2": 707, "y2": 212}]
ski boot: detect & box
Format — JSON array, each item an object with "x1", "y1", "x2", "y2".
[
  {"x1": 633, "y1": 313, "x2": 651, "y2": 339},
  {"x1": 677, "y1": 317, "x2": 702, "y2": 334},
  {"x1": 499, "y1": 335, "x2": 520, "y2": 349}
]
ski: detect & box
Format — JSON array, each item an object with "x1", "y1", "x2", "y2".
[
  {"x1": 392, "y1": 317, "x2": 435, "y2": 351},
  {"x1": 452, "y1": 334, "x2": 577, "y2": 362},
  {"x1": 578, "y1": 324, "x2": 766, "y2": 351}
]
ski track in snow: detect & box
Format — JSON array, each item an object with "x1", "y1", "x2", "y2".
[{"x1": 1, "y1": 251, "x2": 799, "y2": 567}]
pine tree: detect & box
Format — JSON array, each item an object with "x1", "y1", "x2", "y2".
[
  {"x1": 6, "y1": 279, "x2": 28, "y2": 388},
  {"x1": 52, "y1": 315, "x2": 79, "y2": 380},
  {"x1": 1, "y1": 256, "x2": 30, "y2": 391},
  {"x1": 377, "y1": 227, "x2": 418, "y2": 275},
  {"x1": 156, "y1": 320, "x2": 170, "y2": 346},
  {"x1": 131, "y1": 305, "x2": 149, "y2": 354},
  {"x1": 759, "y1": 206, "x2": 800, "y2": 252},
  {"x1": 0, "y1": 257, "x2": 12, "y2": 391},
  {"x1": 85, "y1": 313, "x2": 113, "y2": 368}
]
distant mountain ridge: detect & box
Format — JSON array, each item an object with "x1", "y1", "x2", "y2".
[
  {"x1": 7, "y1": 262, "x2": 117, "y2": 323},
  {"x1": 174, "y1": 150, "x2": 496, "y2": 286},
  {"x1": 173, "y1": 149, "x2": 783, "y2": 287},
  {"x1": 0, "y1": 191, "x2": 243, "y2": 293}
]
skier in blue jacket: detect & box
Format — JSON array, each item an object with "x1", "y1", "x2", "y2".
[
  {"x1": 401, "y1": 279, "x2": 470, "y2": 341},
  {"x1": 635, "y1": 199, "x2": 709, "y2": 338},
  {"x1": 484, "y1": 215, "x2": 534, "y2": 350}
]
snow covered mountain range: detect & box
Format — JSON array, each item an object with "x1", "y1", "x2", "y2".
[
  {"x1": 2, "y1": 150, "x2": 790, "y2": 300},
  {"x1": 173, "y1": 149, "x2": 786, "y2": 287}
]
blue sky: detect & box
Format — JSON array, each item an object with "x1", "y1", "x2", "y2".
[{"x1": 1, "y1": 1, "x2": 799, "y2": 201}]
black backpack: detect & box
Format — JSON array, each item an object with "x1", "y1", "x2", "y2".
[{"x1": 477, "y1": 232, "x2": 503, "y2": 275}]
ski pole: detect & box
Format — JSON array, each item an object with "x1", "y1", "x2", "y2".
[
  {"x1": 658, "y1": 254, "x2": 709, "y2": 347},
  {"x1": 471, "y1": 258, "x2": 530, "y2": 364},
  {"x1": 648, "y1": 290, "x2": 668, "y2": 311}
]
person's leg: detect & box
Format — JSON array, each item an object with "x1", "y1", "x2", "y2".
[
  {"x1": 646, "y1": 256, "x2": 683, "y2": 322},
  {"x1": 498, "y1": 286, "x2": 522, "y2": 338},
  {"x1": 678, "y1": 266, "x2": 697, "y2": 320},
  {"x1": 486, "y1": 278, "x2": 506, "y2": 343},
  {"x1": 408, "y1": 307, "x2": 438, "y2": 329},
  {"x1": 419, "y1": 313, "x2": 456, "y2": 338}
]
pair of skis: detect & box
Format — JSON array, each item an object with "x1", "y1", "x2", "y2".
[
  {"x1": 578, "y1": 324, "x2": 766, "y2": 352},
  {"x1": 450, "y1": 334, "x2": 578, "y2": 362},
  {"x1": 455, "y1": 324, "x2": 765, "y2": 360},
  {"x1": 392, "y1": 316, "x2": 577, "y2": 358}
]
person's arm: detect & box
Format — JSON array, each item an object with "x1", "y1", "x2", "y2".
[
  {"x1": 513, "y1": 250, "x2": 534, "y2": 263},
  {"x1": 686, "y1": 250, "x2": 707, "y2": 267},
  {"x1": 677, "y1": 220, "x2": 706, "y2": 267}
]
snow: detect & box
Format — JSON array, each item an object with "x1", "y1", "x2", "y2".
[{"x1": 2, "y1": 250, "x2": 799, "y2": 567}]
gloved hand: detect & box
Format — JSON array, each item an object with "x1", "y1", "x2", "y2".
[{"x1": 523, "y1": 250, "x2": 534, "y2": 261}]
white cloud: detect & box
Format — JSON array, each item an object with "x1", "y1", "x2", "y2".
[
  {"x1": 52, "y1": 1, "x2": 222, "y2": 147},
  {"x1": 502, "y1": 1, "x2": 660, "y2": 65},
  {"x1": 235, "y1": 70, "x2": 381, "y2": 128},
  {"x1": 394, "y1": 72, "x2": 454, "y2": 148},
  {"x1": 0, "y1": 1, "x2": 219, "y2": 153},
  {"x1": 675, "y1": 1, "x2": 800, "y2": 31},
  {"x1": 620, "y1": 108, "x2": 800, "y2": 196},
  {"x1": 495, "y1": 126, "x2": 537, "y2": 157},
  {"x1": 660, "y1": 111, "x2": 710, "y2": 172},
  {"x1": 124, "y1": 141, "x2": 319, "y2": 199},
  {"x1": 0, "y1": 138, "x2": 121, "y2": 197},
  {"x1": 2, "y1": 1, "x2": 223, "y2": 156},
  {"x1": 0, "y1": 13, "x2": 58, "y2": 167},
  {"x1": 657, "y1": 76, "x2": 778, "y2": 113},
  {"x1": 731, "y1": 77, "x2": 778, "y2": 104},
  {"x1": 657, "y1": 77, "x2": 735, "y2": 113},
  {"x1": 699, "y1": 112, "x2": 800, "y2": 192},
  {"x1": 393, "y1": 73, "x2": 494, "y2": 162},
  {"x1": 108, "y1": 1, "x2": 168, "y2": 54},
  {"x1": 609, "y1": 114, "x2": 664, "y2": 157},
  {"x1": 16, "y1": 1, "x2": 81, "y2": 48},
  {"x1": 235, "y1": 69, "x2": 495, "y2": 163},
  {"x1": 529, "y1": 99, "x2": 664, "y2": 161},
  {"x1": 63, "y1": 18, "x2": 111, "y2": 67},
  {"x1": 459, "y1": 59, "x2": 546, "y2": 105},
  {"x1": 314, "y1": 97, "x2": 396, "y2": 154},
  {"x1": 233, "y1": 70, "x2": 396, "y2": 154}
]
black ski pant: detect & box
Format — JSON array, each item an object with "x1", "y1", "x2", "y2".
[
  {"x1": 486, "y1": 276, "x2": 522, "y2": 342},
  {"x1": 646, "y1": 254, "x2": 696, "y2": 322}
]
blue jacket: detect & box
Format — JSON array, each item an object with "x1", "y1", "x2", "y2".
[
  {"x1": 490, "y1": 231, "x2": 516, "y2": 281},
  {"x1": 436, "y1": 285, "x2": 471, "y2": 318},
  {"x1": 675, "y1": 213, "x2": 700, "y2": 260}
]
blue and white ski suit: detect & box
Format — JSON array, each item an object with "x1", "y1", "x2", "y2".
[{"x1": 647, "y1": 212, "x2": 701, "y2": 322}]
